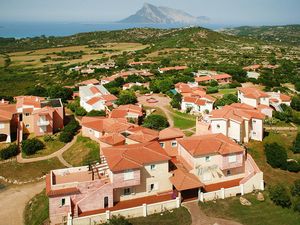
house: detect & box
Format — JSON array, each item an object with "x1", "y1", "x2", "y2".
[
  {"x1": 207, "y1": 103, "x2": 265, "y2": 142},
  {"x1": 129, "y1": 61, "x2": 154, "y2": 66},
  {"x1": 109, "y1": 104, "x2": 143, "y2": 122},
  {"x1": 79, "y1": 84, "x2": 117, "y2": 112},
  {"x1": 195, "y1": 73, "x2": 232, "y2": 84},
  {"x1": 243, "y1": 64, "x2": 261, "y2": 71},
  {"x1": 174, "y1": 82, "x2": 206, "y2": 97},
  {"x1": 122, "y1": 82, "x2": 143, "y2": 90},
  {"x1": 77, "y1": 79, "x2": 100, "y2": 86},
  {"x1": 125, "y1": 126, "x2": 159, "y2": 144},
  {"x1": 267, "y1": 91, "x2": 291, "y2": 110},
  {"x1": 158, "y1": 127, "x2": 184, "y2": 157},
  {"x1": 47, "y1": 141, "x2": 172, "y2": 224},
  {"x1": 158, "y1": 66, "x2": 188, "y2": 73},
  {"x1": 0, "y1": 104, "x2": 18, "y2": 143},
  {"x1": 181, "y1": 96, "x2": 215, "y2": 114}
]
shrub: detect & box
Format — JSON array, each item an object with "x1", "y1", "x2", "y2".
[
  {"x1": 22, "y1": 138, "x2": 45, "y2": 155},
  {"x1": 269, "y1": 184, "x2": 292, "y2": 208},
  {"x1": 291, "y1": 95, "x2": 300, "y2": 111},
  {"x1": 206, "y1": 86, "x2": 218, "y2": 94},
  {"x1": 75, "y1": 106, "x2": 87, "y2": 116},
  {"x1": 0, "y1": 144, "x2": 19, "y2": 160},
  {"x1": 116, "y1": 90, "x2": 137, "y2": 105},
  {"x1": 293, "y1": 197, "x2": 300, "y2": 213},
  {"x1": 142, "y1": 114, "x2": 169, "y2": 131},
  {"x1": 287, "y1": 161, "x2": 300, "y2": 173},
  {"x1": 170, "y1": 93, "x2": 182, "y2": 109},
  {"x1": 43, "y1": 135, "x2": 54, "y2": 142},
  {"x1": 59, "y1": 131, "x2": 73, "y2": 143},
  {"x1": 264, "y1": 143, "x2": 287, "y2": 169},
  {"x1": 86, "y1": 110, "x2": 106, "y2": 117},
  {"x1": 292, "y1": 132, "x2": 300, "y2": 153},
  {"x1": 291, "y1": 179, "x2": 300, "y2": 197}
]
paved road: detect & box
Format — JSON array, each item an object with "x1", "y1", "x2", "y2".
[
  {"x1": 183, "y1": 201, "x2": 242, "y2": 225},
  {"x1": 0, "y1": 182, "x2": 44, "y2": 225}
]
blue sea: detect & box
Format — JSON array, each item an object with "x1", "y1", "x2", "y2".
[{"x1": 0, "y1": 22, "x2": 231, "y2": 38}]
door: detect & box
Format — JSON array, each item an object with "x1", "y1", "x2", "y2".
[{"x1": 104, "y1": 196, "x2": 109, "y2": 208}]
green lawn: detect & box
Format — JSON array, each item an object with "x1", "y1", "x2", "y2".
[
  {"x1": 246, "y1": 131, "x2": 300, "y2": 186},
  {"x1": 173, "y1": 115, "x2": 196, "y2": 130},
  {"x1": 0, "y1": 158, "x2": 65, "y2": 181},
  {"x1": 24, "y1": 190, "x2": 49, "y2": 225},
  {"x1": 199, "y1": 193, "x2": 300, "y2": 225},
  {"x1": 218, "y1": 88, "x2": 237, "y2": 95},
  {"x1": 23, "y1": 135, "x2": 65, "y2": 159},
  {"x1": 183, "y1": 130, "x2": 195, "y2": 137},
  {"x1": 130, "y1": 207, "x2": 191, "y2": 225},
  {"x1": 143, "y1": 106, "x2": 167, "y2": 117},
  {"x1": 62, "y1": 135, "x2": 100, "y2": 166}
]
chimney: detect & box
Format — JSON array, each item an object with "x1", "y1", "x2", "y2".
[{"x1": 1, "y1": 99, "x2": 4, "y2": 103}]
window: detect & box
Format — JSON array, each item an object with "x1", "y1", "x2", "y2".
[
  {"x1": 159, "y1": 142, "x2": 165, "y2": 148},
  {"x1": 150, "y1": 184, "x2": 155, "y2": 191},
  {"x1": 89, "y1": 129, "x2": 92, "y2": 134},
  {"x1": 124, "y1": 188, "x2": 131, "y2": 195},
  {"x1": 228, "y1": 154, "x2": 237, "y2": 163},
  {"x1": 25, "y1": 113, "x2": 30, "y2": 116},
  {"x1": 217, "y1": 124, "x2": 220, "y2": 129},
  {"x1": 0, "y1": 123, "x2": 4, "y2": 129},
  {"x1": 253, "y1": 120, "x2": 256, "y2": 123},
  {"x1": 171, "y1": 141, "x2": 177, "y2": 147},
  {"x1": 150, "y1": 164, "x2": 156, "y2": 170},
  {"x1": 124, "y1": 169, "x2": 134, "y2": 180},
  {"x1": 25, "y1": 124, "x2": 30, "y2": 128},
  {"x1": 61, "y1": 198, "x2": 66, "y2": 206},
  {"x1": 149, "y1": 183, "x2": 158, "y2": 191},
  {"x1": 227, "y1": 170, "x2": 231, "y2": 176},
  {"x1": 205, "y1": 156, "x2": 211, "y2": 162}
]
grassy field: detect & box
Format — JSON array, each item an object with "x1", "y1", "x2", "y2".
[
  {"x1": 183, "y1": 130, "x2": 195, "y2": 137},
  {"x1": 62, "y1": 135, "x2": 99, "y2": 166},
  {"x1": 218, "y1": 88, "x2": 237, "y2": 95},
  {"x1": 24, "y1": 190, "x2": 49, "y2": 225},
  {"x1": 143, "y1": 106, "x2": 167, "y2": 117},
  {"x1": 246, "y1": 131, "x2": 300, "y2": 186},
  {"x1": 0, "y1": 158, "x2": 64, "y2": 181},
  {"x1": 173, "y1": 115, "x2": 196, "y2": 130},
  {"x1": 130, "y1": 207, "x2": 191, "y2": 225},
  {"x1": 199, "y1": 193, "x2": 300, "y2": 225},
  {"x1": 22, "y1": 136, "x2": 65, "y2": 159}
]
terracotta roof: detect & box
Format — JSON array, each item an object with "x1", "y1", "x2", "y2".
[
  {"x1": 178, "y1": 133, "x2": 244, "y2": 157},
  {"x1": 213, "y1": 73, "x2": 232, "y2": 80},
  {"x1": 129, "y1": 61, "x2": 153, "y2": 66},
  {"x1": 0, "y1": 104, "x2": 16, "y2": 121},
  {"x1": 32, "y1": 106, "x2": 55, "y2": 115},
  {"x1": 243, "y1": 64, "x2": 261, "y2": 71},
  {"x1": 101, "y1": 94, "x2": 118, "y2": 102},
  {"x1": 117, "y1": 104, "x2": 143, "y2": 115},
  {"x1": 195, "y1": 76, "x2": 213, "y2": 83},
  {"x1": 280, "y1": 93, "x2": 291, "y2": 102},
  {"x1": 159, "y1": 127, "x2": 184, "y2": 140},
  {"x1": 82, "y1": 117, "x2": 135, "y2": 133},
  {"x1": 210, "y1": 103, "x2": 265, "y2": 122},
  {"x1": 86, "y1": 96, "x2": 103, "y2": 105},
  {"x1": 204, "y1": 178, "x2": 242, "y2": 192},
  {"x1": 183, "y1": 96, "x2": 207, "y2": 106},
  {"x1": 238, "y1": 87, "x2": 269, "y2": 99},
  {"x1": 90, "y1": 86, "x2": 102, "y2": 95},
  {"x1": 175, "y1": 83, "x2": 192, "y2": 93},
  {"x1": 99, "y1": 133, "x2": 126, "y2": 146},
  {"x1": 78, "y1": 79, "x2": 99, "y2": 86},
  {"x1": 110, "y1": 109, "x2": 128, "y2": 119},
  {"x1": 45, "y1": 174, "x2": 80, "y2": 197},
  {"x1": 160, "y1": 66, "x2": 188, "y2": 72},
  {"x1": 127, "y1": 126, "x2": 159, "y2": 143},
  {"x1": 170, "y1": 169, "x2": 203, "y2": 191},
  {"x1": 15, "y1": 96, "x2": 45, "y2": 109},
  {"x1": 102, "y1": 141, "x2": 170, "y2": 172}
]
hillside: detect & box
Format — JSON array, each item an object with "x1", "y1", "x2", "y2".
[{"x1": 221, "y1": 25, "x2": 300, "y2": 45}]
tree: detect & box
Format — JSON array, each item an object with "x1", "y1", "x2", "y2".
[
  {"x1": 264, "y1": 143, "x2": 287, "y2": 169},
  {"x1": 142, "y1": 114, "x2": 169, "y2": 131},
  {"x1": 26, "y1": 86, "x2": 47, "y2": 97},
  {"x1": 22, "y1": 138, "x2": 44, "y2": 155},
  {"x1": 291, "y1": 179, "x2": 300, "y2": 196},
  {"x1": 170, "y1": 93, "x2": 182, "y2": 109},
  {"x1": 292, "y1": 132, "x2": 300, "y2": 153},
  {"x1": 86, "y1": 110, "x2": 106, "y2": 117},
  {"x1": 59, "y1": 131, "x2": 73, "y2": 143},
  {"x1": 214, "y1": 94, "x2": 238, "y2": 107},
  {"x1": 0, "y1": 144, "x2": 19, "y2": 160},
  {"x1": 269, "y1": 184, "x2": 291, "y2": 208},
  {"x1": 161, "y1": 58, "x2": 171, "y2": 67},
  {"x1": 295, "y1": 82, "x2": 300, "y2": 92},
  {"x1": 291, "y1": 95, "x2": 300, "y2": 111},
  {"x1": 75, "y1": 106, "x2": 87, "y2": 116},
  {"x1": 287, "y1": 161, "x2": 300, "y2": 173},
  {"x1": 116, "y1": 90, "x2": 137, "y2": 105},
  {"x1": 47, "y1": 86, "x2": 73, "y2": 102}
]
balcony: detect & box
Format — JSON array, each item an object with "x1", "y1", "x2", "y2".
[{"x1": 37, "y1": 120, "x2": 50, "y2": 126}]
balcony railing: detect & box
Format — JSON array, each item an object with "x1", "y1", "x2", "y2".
[{"x1": 37, "y1": 120, "x2": 50, "y2": 126}]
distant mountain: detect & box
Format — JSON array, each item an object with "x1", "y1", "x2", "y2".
[
  {"x1": 220, "y1": 25, "x2": 300, "y2": 45},
  {"x1": 119, "y1": 3, "x2": 209, "y2": 24}
]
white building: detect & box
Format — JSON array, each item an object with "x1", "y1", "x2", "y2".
[{"x1": 181, "y1": 96, "x2": 215, "y2": 114}]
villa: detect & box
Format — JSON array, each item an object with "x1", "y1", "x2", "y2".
[
  {"x1": 109, "y1": 104, "x2": 143, "y2": 122},
  {"x1": 79, "y1": 84, "x2": 117, "y2": 112},
  {"x1": 195, "y1": 73, "x2": 232, "y2": 84},
  {"x1": 158, "y1": 66, "x2": 188, "y2": 73}
]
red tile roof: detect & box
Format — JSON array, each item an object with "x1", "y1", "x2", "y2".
[
  {"x1": 213, "y1": 73, "x2": 232, "y2": 80},
  {"x1": 178, "y1": 133, "x2": 244, "y2": 157},
  {"x1": 160, "y1": 66, "x2": 188, "y2": 72},
  {"x1": 127, "y1": 126, "x2": 159, "y2": 143},
  {"x1": 0, "y1": 104, "x2": 16, "y2": 121},
  {"x1": 78, "y1": 79, "x2": 99, "y2": 86},
  {"x1": 170, "y1": 169, "x2": 203, "y2": 191},
  {"x1": 238, "y1": 87, "x2": 269, "y2": 99},
  {"x1": 159, "y1": 127, "x2": 184, "y2": 141},
  {"x1": 102, "y1": 141, "x2": 170, "y2": 172},
  {"x1": 280, "y1": 93, "x2": 291, "y2": 102},
  {"x1": 183, "y1": 96, "x2": 207, "y2": 106},
  {"x1": 195, "y1": 76, "x2": 213, "y2": 83},
  {"x1": 204, "y1": 178, "x2": 243, "y2": 192},
  {"x1": 99, "y1": 133, "x2": 126, "y2": 146},
  {"x1": 129, "y1": 61, "x2": 154, "y2": 66}
]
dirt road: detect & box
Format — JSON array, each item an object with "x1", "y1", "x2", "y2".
[{"x1": 0, "y1": 181, "x2": 44, "y2": 225}]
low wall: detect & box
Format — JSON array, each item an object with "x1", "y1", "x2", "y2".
[{"x1": 72, "y1": 197, "x2": 180, "y2": 225}]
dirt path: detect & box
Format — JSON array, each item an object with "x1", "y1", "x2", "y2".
[
  {"x1": 183, "y1": 201, "x2": 242, "y2": 225},
  {"x1": 0, "y1": 181, "x2": 44, "y2": 225},
  {"x1": 16, "y1": 132, "x2": 79, "y2": 167}
]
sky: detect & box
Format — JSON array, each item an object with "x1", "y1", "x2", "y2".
[{"x1": 0, "y1": 0, "x2": 300, "y2": 25}]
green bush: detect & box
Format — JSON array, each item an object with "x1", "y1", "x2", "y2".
[
  {"x1": 287, "y1": 161, "x2": 300, "y2": 173},
  {"x1": 264, "y1": 143, "x2": 287, "y2": 169},
  {"x1": 22, "y1": 138, "x2": 45, "y2": 155},
  {"x1": 142, "y1": 114, "x2": 169, "y2": 131},
  {"x1": 291, "y1": 95, "x2": 300, "y2": 111},
  {"x1": 292, "y1": 132, "x2": 300, "y2": 153},
  {"x1": 206, "y1": 86, "x2": 219, "y2": 94},
  {"x1": 43, "y1": 135, "x2": 54, "y2": 142},
  {"x1": 293, "y1": 197, "x2": 300, "y2": 213},
  {"x1": 269, "y1": 184, "x2": 292, "y2": 208},
  {"x1": 75, "y1": 106, "x2": 87, "y2": 116},
  {"x1": 59, "y1": 131, "x2": 73, "y2": 143},
  {"x1": 0, "y1": 144, "x2": 19, "y2": 160},
  {"x1": 86, "y1": 110, "x2": 106, "y2": 117},
  {"x1": 116, "y1": 90, "x2": 137, "y2": 105},
  {"x1": 291, "y1": 179, "x2": 300, "y2": 196}
]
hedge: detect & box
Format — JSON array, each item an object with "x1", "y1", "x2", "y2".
[{"x1": 0, "y1": 144, "x2": 19, "y2": 160}]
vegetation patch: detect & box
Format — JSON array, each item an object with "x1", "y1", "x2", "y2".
[
  {"x1": 62, "y1": 135, "x2": 99, "y2": 166},
  {"x1": 24, "y1": 190, "x2": 49, "y2": 225}
]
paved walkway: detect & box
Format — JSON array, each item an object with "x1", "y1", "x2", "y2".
[
  {"x1": 183, "y1": 201, "x2": 242, "y2": 225},
  {"x1": 0, "y1": 181, "x2": 44, "y2": 225},
  {"x1": 16, "y1": 132, "x2": 80, "y2": 167}
]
